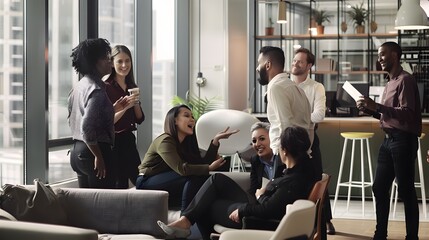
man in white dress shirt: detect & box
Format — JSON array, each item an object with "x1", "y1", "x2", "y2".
[
  {"x1": 256, "y1": 46, "x2": 311, "y2": 156},
  {"x1": 291, "y1": 48, "x2": 335, "y2": 236}
]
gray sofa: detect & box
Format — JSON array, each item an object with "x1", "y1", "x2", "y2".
[
  {"x1": 0, "y1": 188, "x2": 169, "y2": 240},
  {"x1": 0, "y1": 172, "x2": 251, "y2": 240}
]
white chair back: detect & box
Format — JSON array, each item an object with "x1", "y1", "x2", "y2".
[
  {"x1": 195, "y1": 109, "x2": 259, "y2": 155},
  {"x1": 269, "y1": 199, "x2": 316, "y2": 240}
]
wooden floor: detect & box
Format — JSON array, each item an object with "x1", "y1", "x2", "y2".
[
  {"x1": 329, "y1": 198, "x2": 429, "y2": 239},
  {"x1": 328, "y1": 219, "x2": 429, "y2": 239}
]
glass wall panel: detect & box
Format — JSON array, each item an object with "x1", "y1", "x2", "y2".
[
  {"x1": 152, "y1": 0, "x2": 175, "y2": 138},
  {"x1": 0, "y1": 0, "x2": 23, "y2": 185},
  {"x1": 99, "y1": 0, "x2": 135, "y2": 52},
  {"x1": 48, "y1": 0, "x2": 78, "y2": 183}
]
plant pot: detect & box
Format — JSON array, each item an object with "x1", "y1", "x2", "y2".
[
  {"x1": 370, "y1": 21, "x2": 378, "y2": 33},
  {"x1": 356, "y1": 25, "x2": 365, "y2": 34},
  {"x1": 316, "y1": 25, "x2": 325, "y2": 35},
  {"x1": 341, "y1": 21, "x2": 348, "y2": 33},
  {"x1": 265, "y1": 27, "x2": 274, "y2": 36},
  {"x1": 310, "y1": 18, "x2": 317, "y2": 28}
]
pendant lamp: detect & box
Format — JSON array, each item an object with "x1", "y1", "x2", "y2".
[
  {"x1": 395, "y1": 0, "x2": 429, "y2": 30},
  {"x1": 277, "y1": 0, "x2": 287, "y2": 23}
]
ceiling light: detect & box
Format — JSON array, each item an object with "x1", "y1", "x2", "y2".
[
  {"x1": 395, "y1": 0, "x2": 429, "y2": 30},
  {"x1": 277, "y1": 0, "x2": 287, "y2": 24}
]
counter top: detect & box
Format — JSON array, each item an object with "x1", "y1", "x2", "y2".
[{"x1": 251, "y1": 113, "x2": 429, "y2": 123}]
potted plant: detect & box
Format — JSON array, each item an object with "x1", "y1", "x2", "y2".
[
  {"x1": 171, "y1": 94, "x2": 221, "y2": 121},
  {"x1": 347, "y1": 2, "x2": 369, "y2": 34},
  {"x1": 265, "y1": 17, "x2": 274, "y2": 36},
  {"x1": 313, "y1": 10, "x2": 333, "y2": 35}
]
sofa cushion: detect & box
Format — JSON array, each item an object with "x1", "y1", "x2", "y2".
[
  {"x1": 56, "y1": 188, "x2": 168, "y2": 238},
  {"x1": 0, "y1": 219, "x2": 98, "y2": 240}
]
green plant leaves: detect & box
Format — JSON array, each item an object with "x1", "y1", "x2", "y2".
[{"x1": 171, "y1": 95, "x2": 222, "y2": 121}]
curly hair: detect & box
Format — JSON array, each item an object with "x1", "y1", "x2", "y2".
[{"x1": 71, "y1": 38, "x2": 111, "y2": 76}]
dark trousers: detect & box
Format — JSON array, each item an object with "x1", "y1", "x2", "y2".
[
  {"x1": 113, "y1": 131, "x2": 141, "y2": 189},
  {"x1": 136, "y1": 171, "x2": 209, "y2": 211},
  {"x1": 70, "y1": 140, "x2": 115, "y2": 189},
  {"x1": 373, "y1": 131, "x2": 419, "y2": 240},
  {"x1": 182, "y1": 173, "x2": 253, "y2": 240},
  {"x1": 311, "y1": 132, "x2": 329, "y2": 240}
]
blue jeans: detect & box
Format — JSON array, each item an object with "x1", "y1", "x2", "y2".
[
  {"x1": 372, "y1": 131, "x2": 419, "y2": 240},
  {"x1": 136, "y1": 171, "x2": 208, "y2": 211}
]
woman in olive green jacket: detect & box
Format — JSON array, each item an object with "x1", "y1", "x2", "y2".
[{"x1": 136, "y1": 105, "x2": 238, "y2": 210}]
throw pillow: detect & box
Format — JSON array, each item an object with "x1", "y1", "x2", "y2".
[{"x1": 0, "y1": 179, "x2": 67, "y2": 225}]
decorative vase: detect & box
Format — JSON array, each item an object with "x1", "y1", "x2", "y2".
[
  {"x1": 265, "y1": 27, "x2": 274, "y2": 36},
  {"x1": 341, "y1": 21, "x2": 348, "y2": 33},
  {"x1": 370, "y1": 21, "x2": 378, "y2": 33},
  {"x1": 316, "y1": 25, "x2": 325, "y2": 35},
  {"x1": 356, "y1": 25, "x2": 365, "y2": 34}
]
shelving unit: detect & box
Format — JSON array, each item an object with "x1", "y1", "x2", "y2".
[
  {"x1": 399, "y1": 30, "x2": 429, "y2": 113},
  {"x1": 250, "y1": 0, "x2": 398, "y2": 114}
]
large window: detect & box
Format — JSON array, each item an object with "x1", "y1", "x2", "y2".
[
  {"x1": 0, "y1": 0, "x2": 23, "y2": 185},
  {"x1": 152, "y1": 0, "x2": 175, "y2": 138},
  {"x1": 99, "y1": 0, "x2": 135, "y2": 49},
  {"x1": 47, "y1": 0, "x2": 79, "y2": 183},
  {"x1": 0, "y1": 0, "x2": 182, "y2": 185}
]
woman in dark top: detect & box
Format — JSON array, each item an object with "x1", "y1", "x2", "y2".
[
  {"x1": 104, "y1": 45, "x2": 145, "y2": 189},
  {"x1": 248, "y1": 122, "x2": 285, "y2": 196},
  {"x1": 68, "y1": 38, "x2": 116, "y2": 189},
  {"x1": 157, "y1": 126, "x2": 317, "y2": 240},
  {"x1": 136, "y1": 105, "x2": 238, "y2": 210}
]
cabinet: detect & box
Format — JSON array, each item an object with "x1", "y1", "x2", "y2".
[{"x1": 250, "y1": 0, "x2": 398, "y2": 114}]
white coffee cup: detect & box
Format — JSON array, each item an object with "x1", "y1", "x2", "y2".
[{"x1": 128, "y1": 88, "x2": 139, "y2": 96}]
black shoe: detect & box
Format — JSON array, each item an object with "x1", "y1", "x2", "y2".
[{"x1": 327, "y1": 221, "x2": 336, "y2": 235}]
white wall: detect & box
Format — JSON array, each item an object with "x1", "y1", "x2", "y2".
[{"x1": 190, "y1": 0, "x2": 248, "y2": 110}]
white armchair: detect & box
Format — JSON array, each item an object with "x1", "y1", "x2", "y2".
[
  {"x1": 196, "y1": 109, "x2": 259, "y2": 171},
  {"x1": 218, "y1": 199, "x2": 316, "y2": 240}
]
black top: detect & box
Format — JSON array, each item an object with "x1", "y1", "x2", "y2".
[
  {"x1": 238, "y1": 161, "x2": 316, "y2": 220},
  {"x1": 248, "y1": 154, "x2": 285, "y2": 196}
]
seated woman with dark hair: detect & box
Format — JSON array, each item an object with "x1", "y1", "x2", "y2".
[
  {"x1": 157, "y1": 126, "x2": 317, "y2": 240},
  {"x1": 136, "y1": 105, "x2": 238, "y2": 211}
]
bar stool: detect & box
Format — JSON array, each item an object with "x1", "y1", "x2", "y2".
[
  {"x1": 333, "y1": 132, "x2": 376, "y2": 217},
  {"x1": 390, "y1": 133, "x2": 426, "y2": 219}
]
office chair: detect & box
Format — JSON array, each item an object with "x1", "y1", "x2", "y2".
[
  {"x1": 195, "y1": 109, "x2": 259, "y2": 172},
  {"x1": 218, "y1": 199, "x2": 316, "y2": 240}
]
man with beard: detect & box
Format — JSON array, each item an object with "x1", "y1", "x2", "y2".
[
  {"x1": 291, "y1": 48, "x2": 334, "y2": 237},
  {"x1": 357, "y1": 41, "x2": 421, "y2": 240},
  {"x1": 256, "y1": 46, "x2": 311, "y2": 156}
]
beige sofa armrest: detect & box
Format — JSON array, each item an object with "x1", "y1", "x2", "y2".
[
  {"x1": 0, "y1": 219, "x2": 98, "y2": 240},
  {"x1": 56, "y1": 188, "x2": 168, "y2": 238}
]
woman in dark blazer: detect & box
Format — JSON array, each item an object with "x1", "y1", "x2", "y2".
[
  {"x1": 157, "y1": 126, "x2": 317, "y2": 240},
  {"x1": 248, "y1": 122, "x2": 285, "y2": 196}
]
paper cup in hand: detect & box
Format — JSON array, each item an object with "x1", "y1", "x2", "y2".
[{"x1": 128, "y1": 88, "x2": 139, "y2": 96}]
